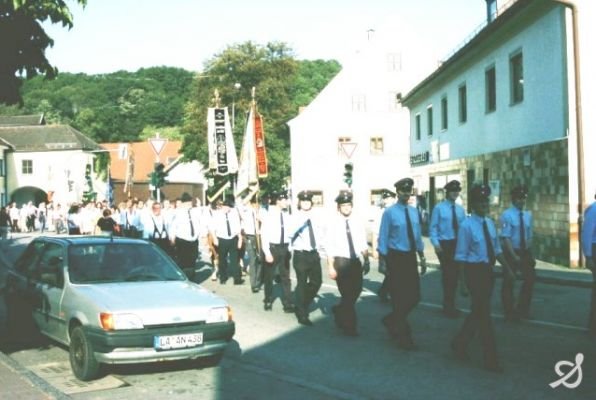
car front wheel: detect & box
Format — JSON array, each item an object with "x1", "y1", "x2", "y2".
[{"x1": 69, "y1": 326, "x2": 100, "y2": 381}]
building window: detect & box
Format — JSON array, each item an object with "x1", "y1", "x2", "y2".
[
  {"x1": 351, "y1": 94, "x2": 366, "y2": 112},
  {"x1": 427, "y1": 106, "x2": 433, "y2": 136},
  {"x1": 387, "y1": 53, "x2": 402, "y2": 72},
  {"x1": 485, "y1": 65, "x2": 496, "y2": 113},
  {"x1": 458, "y1": 84, "x2": 467, "y2": 123},
  {"x1": 510, "y1": 51, "x2": 524, "y2": 104},
  {"x1": 415, "y1": 114, "x2": 421, "y2": 140},
  {"x1": 370, "y1": 189, "x2": 385, "y2": 206},
  {"x1": 370, "y1": 137, "x2": 384, "y2": 155},
  {"x1": 22, "y1": 159, "x2": 33, "y2": 174},
  {"x1": 441, "y1": 96, "x2": 448, "y2": 131}
]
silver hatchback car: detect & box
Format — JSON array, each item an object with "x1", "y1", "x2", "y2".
[{"x1": 6, "y1": 236, "x2": 235, "y2": 381}]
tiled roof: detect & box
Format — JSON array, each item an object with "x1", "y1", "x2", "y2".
[
  {"x1": 0, "y1": 114, "x2": 45, "y2": 126},
  {"x1": 101, "y1": 141, "x2": 182, "y2": 182},
  {"x1": 0, "y1": 125, "x2": 100, "y2": 151}
]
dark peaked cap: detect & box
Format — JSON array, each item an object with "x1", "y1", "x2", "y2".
[
  {"x1": 297, "y1": 190, "x2": 313, "y2": 201},
  {"x1": 444, "y1": 180, "x2": 462, "y2": 192},
  {"x1": 335, "y1": 190, "x2": 353, "y2": 204},
  {"x1": 470, "y1": 184, "x2": 491, "y2": 202},
  {"x1": 394, "y1": 178, "x2": 414, "y2": 192},
  {"x1": 511, "y1": 185, "x2": 528, "y2": 198}
]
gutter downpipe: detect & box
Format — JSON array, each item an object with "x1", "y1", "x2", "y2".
[{"x1": 552, "y1": 0, "x2": 584, "y2": 267}]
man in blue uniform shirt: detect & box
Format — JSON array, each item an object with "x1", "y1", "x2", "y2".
[
  {"x1": 500, "y1": 185, "x2": 536, "y2": 321},
  {"x1": 430, "y1": 180, "x2": 466, "y2": 318},
  {"x1": 451, "y1": 183, "x2": 514, "y2": 373},
  {"x1": 378, "y1": 178, "x2": 427, "y2": 350},
  {"x1": 581, "y1": 192, "x2": 596, "y2": 337}
]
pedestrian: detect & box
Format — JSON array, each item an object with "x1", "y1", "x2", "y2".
[
  {"x1": 376, "y1": 189, "x2": 396, "y2": 303},
  {"x1": 120, "y1": 199, "x2": 143, "y2": 238},
  {"x1": 291, "y1": 190, "x2": 324, "y2": 326},
  {"x1": 0, "y1": 206, "x2": 10, "y2": 240},
  {"x1": 451, "y1": 183, "x2": 514, "y2": 373},
  {"x1": 500, "y1": 185, "x2": 536, "y2": 321},
  {"x1": 210, "y1": 196, "x2": 244, "y2": 285},
  {"x1": 261, "y1": 190, "x2": 294, "y2": 312},
  {"x1": 378, "y1": 178, "x2": 427, "y2": 350},
  {"x1": 326, "y1": 190, "x2": 370, "y2": 336},
  {"x1": 429, "y1": 180, "x2": 466, "y2": 318},
  {"x1": 142, "y1": 202, "x2": 173, "y2": 257},
  {"x1": 581, "y1": 191, "x2": 596, "y2": 338},
  {"x1": 67, "y1": 204, "x2": 82, "y2": 235},
  {"x1": 169, "y1": 192, "x2": 202, "y2": 279},
  {"x1": 97, "y1": 208, "x2": 119, "y2": 235},
  {"x1": 9, "y1": 202, "x2": 19, "y2": 233},
  {"x1": 240, "y1": 195, "x2": 263, "y2": 293},
  {"x1": 37, "y1": 202, "x2": 47, "y2": 233}
]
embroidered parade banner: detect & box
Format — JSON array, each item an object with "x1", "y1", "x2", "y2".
[
  {"x1": 207, "y1": 107, "x2": 238, "y2": 176},
  {"x1": 254, "y1": 110, "x2": 268, "y2": 178}
]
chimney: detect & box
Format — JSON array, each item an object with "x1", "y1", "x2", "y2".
[{"x1": 485, "y1": 0, "x2": 497, "y2": 23}]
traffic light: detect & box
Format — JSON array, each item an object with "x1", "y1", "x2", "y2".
[
  {"x1": 343, "y1": 162, "x2": 353, "y2": 188},
  {"x1": 154, "y1": 162, "x2": 167, "y2": 188}
]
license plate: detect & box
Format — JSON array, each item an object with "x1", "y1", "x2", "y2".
[{"x1": 154, "y1": 333, "x2": 203, "y2": 350}]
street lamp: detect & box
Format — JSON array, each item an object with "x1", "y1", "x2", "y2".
[{"x1": 231, "y1": 82, "x2": 241, "y2": 131}]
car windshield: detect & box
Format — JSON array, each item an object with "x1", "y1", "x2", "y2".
[{"x1": 67, "y1": 243, "x2": 186, "y2": 284}]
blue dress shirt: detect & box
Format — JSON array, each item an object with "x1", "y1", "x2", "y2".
[
  {"x1": 582, "y1": 202, "x2": 596, "y2": 258},
  {"x1": 377, "y1": 202, "x2": 424, "y2": 255},
  {"x1": 455, "y1": 214, "x2": 502, "y2": 264},
  {"x1": 499, "y1": 205, "x2": 532, "y2": 250},
  {"x1": 429, "y1": 200, "x2": 466, "y2": 247}
]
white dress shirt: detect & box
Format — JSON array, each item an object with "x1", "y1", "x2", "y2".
[
  {"x1": 210, "y1": 208, "x2": 242, "y2": 239},
  {"x1": 261, "y1": 206, "x2": 291, "y2": 258},
  {"x1": 169, "y1": 206, "x2": 202, "y2": 241},
  {"x1": 325, "y1": 213, "x2": 368, "y2": 259}
]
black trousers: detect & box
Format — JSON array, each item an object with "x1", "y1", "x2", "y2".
[
  {"x1": 150, "y1": 237, "x2": 174, "y2": 259},
  {"x1": 453, "y1": 263, "x2": 498, "y2": 365},
  {"x1": 263, "y1": 244, "x2": 292, "y2": 307},
  {"x1": 217, "y1": 236, "x2": 240, "y2": 283},
  {"x1": 437, "y1": 240, "x2": 459, "y2": 311},
  {"x1": 502, "y1": 249, "x2": 535, "y2": 317},
  {"x1": 245, "y1": 235, "x2": 262, "y2": 290},
  {"x1": 333, "y1": 257, "x2": 363, "y2": 332},
  {"x1": 384, "y1": 250, "x2": 420, "y2": 343},
  {"x1": 589, "y1": 244, "x2": 596, "y2": 334},
  {"x1": 293, "y1": 250, "x2": 322, "y2": 318},
  {"x1": 175, "y1": 237, "x2": 198, "y2": 271}
]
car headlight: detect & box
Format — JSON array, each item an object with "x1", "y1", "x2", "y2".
[
  {"x1": 206, "y1": 306, "x2": 232, "y2": 324},
  {"x1": 100, "y1": 312, "x2": 144, "y2": 330}
]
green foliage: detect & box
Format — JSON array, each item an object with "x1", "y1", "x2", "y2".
[{"x1": 0, "y1": 0, "x2": 87, "y2": 105}]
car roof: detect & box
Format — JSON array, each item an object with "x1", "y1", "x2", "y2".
[{"x1": 34, "y1": 235, "x2": 147, "y2": 246}]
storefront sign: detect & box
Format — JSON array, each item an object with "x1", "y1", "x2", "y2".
[{"x1": 410, "y1": 151, "x2": 430, "y2": 166}]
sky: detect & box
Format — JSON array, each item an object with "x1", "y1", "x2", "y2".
[{"x1": 43, "y1": 0, "x2": 488, "y2": 75}]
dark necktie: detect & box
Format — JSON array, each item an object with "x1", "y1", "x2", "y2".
[
  {"x1": 280, "y1": 212, "x2": 285, "y2": 244},
  {"x1": 188, "y1": 210, "x2": 195, "y2": 237},
  {"x1": 482, "y1": 219, "x2": 496, "y2": 265},
  {"x1": 405, "y1": 206, "x2": 415, "y2": 252},
  {"x1": 452, "y1": 204, "x2": 459, "y2": 234},
  {"x1": 346, "y1": 219, "x2": 357, "y2": 259},
  {"x1": 307, "y1": 219, "x2": 316, "y2": 250},
  {"x1": 225, "y1": 213, "x2": 231, "y2": 237},
  {"x1": 519, "y1": 211, "x2": 526, "y2": 250}
]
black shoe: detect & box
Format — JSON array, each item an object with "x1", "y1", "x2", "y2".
[
  {"x1": 297, "y1": 315, "x2": 313, "y2": 326},
  {"x1": 264, "y1": 302, "x2": 273, "y2": 311},
  {"x1": 234, "y1": 279, "x2": 245, "y2": 285},
  {"x1": 382, "y1": 316, "x2": 398, "y2": 338},
  {"x1": 443, "y1": 308, "x2": 461, "y2": 318},
  {"x1": 283, "y1": 305, "x2": 296, "y2": 313},
  {"x1": 251, "y1": 287, "x2": 260, "y2": 293},
  {"x1": 450, "y1": 339, "x2": 469, "y2": 361}
]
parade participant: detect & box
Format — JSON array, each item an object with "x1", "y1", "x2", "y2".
[
  {"x1": 210, "y1": 195, "x2": 243, "y2": 285},
  {"x1": 376, "y1": 189, "x2": 396, "y2": 303},
  {"x1": 241, "y1": 195, "x2": 262, "y2": 293},
  {"x1": 169, "y1": 192, "x2": 202, "y2": 279},
  {"x1": 378, "y1": 178, "x2": 426, "y2": 350},
  {"x1": 142, "y1": 201, "x2": 172, "y2": 257},
  {"x1": 581, "y1": 192, "x2": 596, "y2": 338},
  {"x1": 120, "y1": 198, "x2": 142, "y2": 238},
  {"x1": 451, "y1": 183, "x2": 514, "y2": 373},
  {"x1": 326, "y1": 190, "x2": 369, "y2": 336},
  {"x1": 500, "y1": 185, "x2": 536, "y2": 321},
  {"x1": 9, "y1": 202, "x2": 19, "y2": 233},
  {"x1": 291, "y1": 190, "x2": 323, "y2": 326},
  {"x1": 97, "y1": 208, "x2": 119, "y2": 235},
  {"x1": 261, "y1": 190, "x2": 294, "y2": 312},
  {"x1": 429, "y1": 180, "x2": 466, "y2": 318}
]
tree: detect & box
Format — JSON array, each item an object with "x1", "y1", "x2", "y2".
[{"x1": 0, "y1": 0, "x2": 88, "y2": 105}]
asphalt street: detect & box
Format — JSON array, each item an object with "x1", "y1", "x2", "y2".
[{"x1": 0, "y1": 235, "x2": 594, "y2": 399}]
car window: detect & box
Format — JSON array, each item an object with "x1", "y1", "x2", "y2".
[
  {"x1": 16, "y1": 241, "x2": 46, "y2": 278},
  {"x1": 38, "y1": 243, "x2": 65, "y2": 288},
  {"x1": 68, "y1": 243, "x2": 185, "y2": 284}
]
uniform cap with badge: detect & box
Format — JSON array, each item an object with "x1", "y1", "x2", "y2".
[
  {"x1": 511, "y1": 185, "x2": 528, "y2": 199},
  {"x1": 335, "y1": 190, "x2": 353, "y2": 204},
  {"x1": 469, "y1": 183, "x2": 492, "y2": 202},
  {"x1": 297, "y1": 190, "x2": 314, "y2": 202},
  {"x1": 444, "y1": 180, "x2": 462, "y2": 192},
  {"x1": 269, "y1": 190, "x2": 289, "y2": 204},
  {"x1": 394, "y1": 177, "x2": 414, "y2": 193}
]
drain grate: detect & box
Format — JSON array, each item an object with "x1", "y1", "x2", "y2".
[{"x1": 29, "y1": 362, "x2": 128, "y2": 394}]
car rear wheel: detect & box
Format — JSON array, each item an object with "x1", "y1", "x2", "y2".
[{"x1": 69, "y1": 326, "x2": 100, "y2": 381}]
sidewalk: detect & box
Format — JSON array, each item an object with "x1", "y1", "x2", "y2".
[{"x1": 0, "y1": 352, "x2": 69, "y2": 399}]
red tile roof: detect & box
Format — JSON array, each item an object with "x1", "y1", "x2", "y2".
[{"x1": 101, "y1": 141, "x2": 182, "y2": 182}]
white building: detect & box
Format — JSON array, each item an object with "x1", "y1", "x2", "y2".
[
  {"x1": 288, "y1": 35, "x2": 413, "y2": 219},
  {"x1": 401, "y1": 0, "x2": 595, "y2": 266}
]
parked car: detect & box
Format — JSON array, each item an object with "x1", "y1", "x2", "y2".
[{"x1": 5, "y1": 236, "x2": 235, "y2": 381}]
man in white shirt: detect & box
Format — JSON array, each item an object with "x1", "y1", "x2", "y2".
[
  {"x1": 261, "y1": 190, "x2": 294, "y2": 312},
  {"x1": 326, "y1": 190, "x2": 370, "y2": 336},
  {"x1": 240, "y1": 195, "x2": 262, "y2": 293},
  {"x1": 210, "y1": 196, "x2": 243, "y2": 284},
  {"x1": 169, "y1": 192, "x2": 202, "y2": 279},
  {"x1": 142, "y1": 201, "x2": 172, "y2": 257}
]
